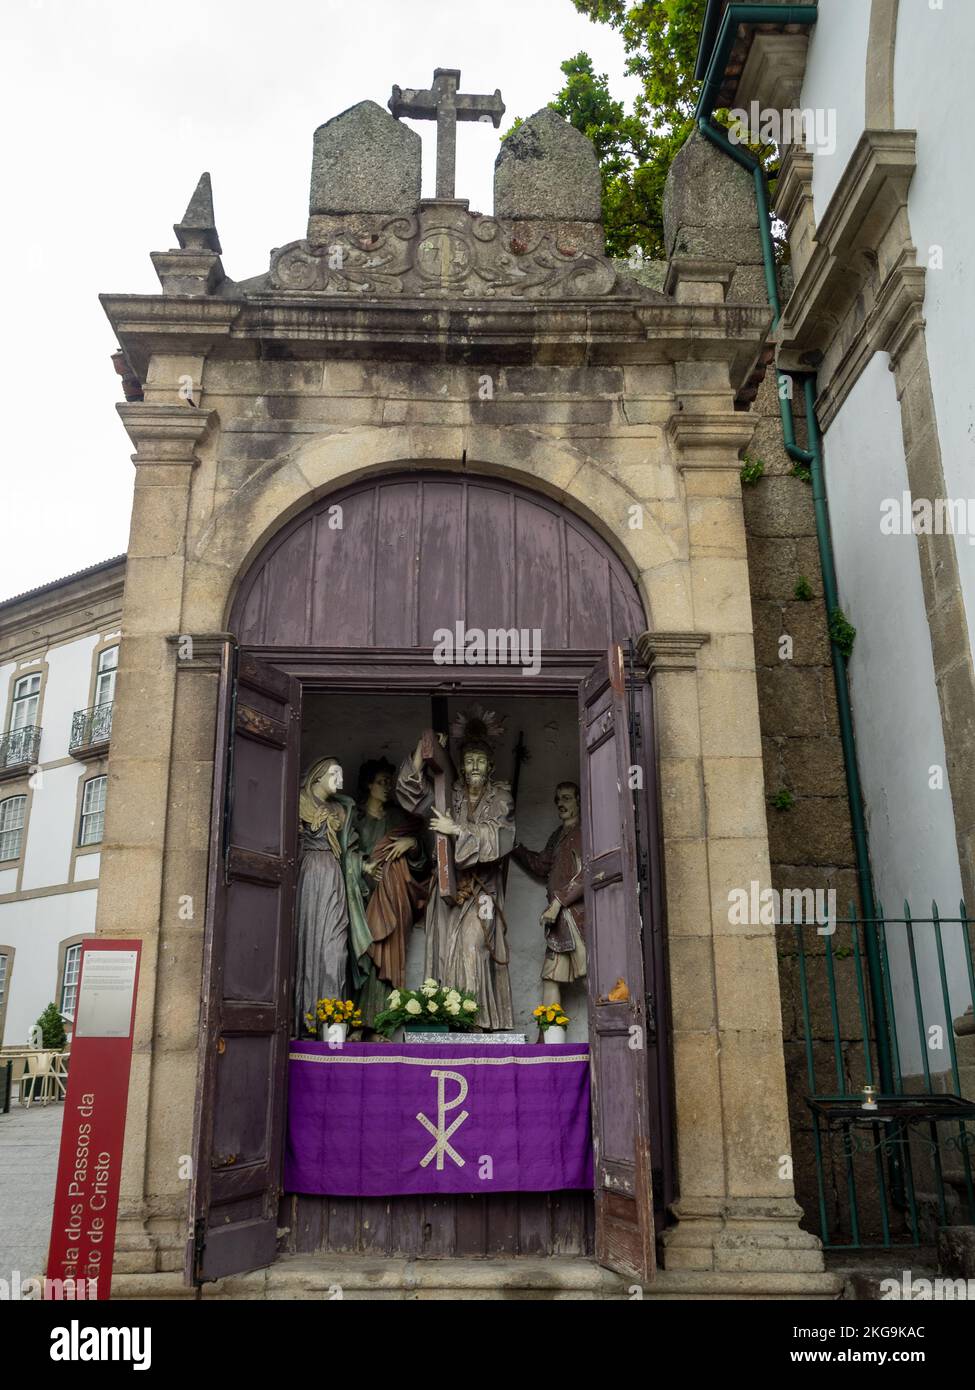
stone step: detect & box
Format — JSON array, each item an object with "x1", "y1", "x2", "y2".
[{"x1": 112, "y1": 1255, "x2": 843, "y2": 1301}]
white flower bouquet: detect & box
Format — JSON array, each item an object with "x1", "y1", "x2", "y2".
[{"x1": 373, "y1": 979, "x2": 480, "y2": 1036}]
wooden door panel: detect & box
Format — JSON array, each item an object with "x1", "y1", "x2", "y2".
[
  {"x1": 579, "y1": 643, "x2": 656, "y2": 1283},
  {"x1": 231, "y1": 739, "x2": 289, "y2": 854},
  {"x1": 187, "y1": 648, "x2": 300, "y2": 1285},
  {"x1": 223, "y1": 880, "x2": 282, "y2": 999}
]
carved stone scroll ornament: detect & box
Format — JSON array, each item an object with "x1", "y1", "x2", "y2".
[{"x1": 269, "y1": 204, "x2": 618, "y2": 299}]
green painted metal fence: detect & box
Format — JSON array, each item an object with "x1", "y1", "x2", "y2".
[{"x1": 793, "y1": 900, "x2": 975, "y2": 1250}]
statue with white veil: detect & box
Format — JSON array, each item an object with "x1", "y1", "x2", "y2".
[{"x1": 293, "y1": 756, "x2": 385, "y2": 1035}]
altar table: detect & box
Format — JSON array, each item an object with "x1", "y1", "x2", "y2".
[{"x1": 284, "y1": 1041, "x2": 593, "y2": 1196}]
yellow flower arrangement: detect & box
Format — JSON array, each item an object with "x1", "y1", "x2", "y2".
[
  {"x1": 305, "y1": 997, "x2": 362, "y2": 1036},
  {"x1": 532, "y1": 1003, "x2": 570, "y2": 1028}
]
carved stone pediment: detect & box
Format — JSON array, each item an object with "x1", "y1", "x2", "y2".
[{"x1": 266, "y1": 200, "x2": 624, "y2": 300}]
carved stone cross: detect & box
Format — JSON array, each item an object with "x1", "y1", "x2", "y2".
[{"x1": 389, "y1": 68, "x2": 505, "y2": 200}]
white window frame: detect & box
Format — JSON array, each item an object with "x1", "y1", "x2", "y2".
[
  {"x1": 0, "y1": 947, "x2": 11, "y2": 1042},
  {"x1": 60, "y1": 943, "x2": 82, "y2": 1021},
  {"x1": 0, "y1": 795, "x2": 27, "y2": 862},
  {"x1": 94, "y1": 646, "x2": 118, "y2": 708},
  {"x1": 10, "y1": 674, "x2": 40, "y2": 731},
  {"x1": 79, "y1": 776, "x2": 107, "y2": 847}
]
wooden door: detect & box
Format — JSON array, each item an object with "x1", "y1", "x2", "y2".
[
  {"x1": 578, "y1": 644, "x2": 656, "y2": 1282},
  {"x1": 187, "y1": 650, "x2": 300, "y2": 1284}
]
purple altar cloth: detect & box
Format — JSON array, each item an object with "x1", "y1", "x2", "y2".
[{"x1": 284, "y1": 1042, "x2": 593, "y2": 1196}]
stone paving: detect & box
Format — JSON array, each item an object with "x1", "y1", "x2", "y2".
[{"x1": 0, "y1": 1100, "x2": 63, "y2": 1284}]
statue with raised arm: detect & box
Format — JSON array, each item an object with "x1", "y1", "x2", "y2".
[
  {"x1": 396, "y1": 706, "x2": 515, "y2": 1029},
  {"x1": 512, "y1": 780, "x2": 587, "y2": 1007}
]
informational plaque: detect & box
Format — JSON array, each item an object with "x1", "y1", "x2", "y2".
[
  {"x1": 74, "y1": 949, "x2": 138, "y2": 1038},
  {"x1": 45, "y1": 939, "x2": 141, "y2": 1300}
]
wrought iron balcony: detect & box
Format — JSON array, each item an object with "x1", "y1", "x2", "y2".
[
  {"x1": 0, "y1": 725, "x2": 42, "y2": 777},
  {"x1": 69, "y1": 702, "x2": 114, "y2": 759}
]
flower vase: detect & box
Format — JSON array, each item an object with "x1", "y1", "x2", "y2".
[
  {"x1": 326, "y1": 1022, "x2": 348, "y2": 1044},
  {"x1": 542, "y1": 1024, "x2": 566, "y2": 1044}
]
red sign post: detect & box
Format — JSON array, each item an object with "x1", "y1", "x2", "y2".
[{"x1": 45, "y1": 939, "x2": 141, "y2": 1300}]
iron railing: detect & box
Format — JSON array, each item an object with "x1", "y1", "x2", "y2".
[
  {"x1": 69, "y1": 702, "x2": 113, "y2": 753},
  {"x1": 791, "y1": 900, "x2": 975, "y2": 1250},
  {"x1": 0, "y1": 725, "x2": 41, "y2": 770}
]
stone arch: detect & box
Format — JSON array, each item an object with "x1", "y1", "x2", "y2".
[{"x1": 186, "y1": 424, "x2": 687, "y2": 633}]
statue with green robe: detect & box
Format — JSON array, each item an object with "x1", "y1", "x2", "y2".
[{"x1": 293, "y1": 756, "x2": 386, "y2": 1035}]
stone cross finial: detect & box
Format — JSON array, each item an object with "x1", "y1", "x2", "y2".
[{"x1": 389, "y1": 68, "x2": 505, "y2": 200}]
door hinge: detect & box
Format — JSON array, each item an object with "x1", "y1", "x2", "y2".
[
  {"x1": 645, "y1": 992, "x2": 657, "y2": 1041},
  {"x1": 192, "y1": 1216, "x2": 207, "y2": 1285},
  {"x1": 629, "y1": 709, "x2": 642, "y2": 743}
]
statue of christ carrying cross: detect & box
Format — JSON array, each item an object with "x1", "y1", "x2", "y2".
[{"x1": 395, "y1": 705, "x2": 515, "y2": 1029}]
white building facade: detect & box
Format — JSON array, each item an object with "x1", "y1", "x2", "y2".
[
  {"x1": 0, "y1": 557, "x2": 124, "y2": 1046},
  {"x1": 701, "y1": 0, "x2": 975, "y2": 1066}
]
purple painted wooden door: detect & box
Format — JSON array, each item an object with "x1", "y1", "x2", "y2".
[
  {"x1": 231, "y1": 474, "x2": 645, "y2": 650},
  {"x1": 578, "y1": 644, "x2": 656, "y2": 1282},
  {"x1": 187, "y1": 650, "x2": 300, "y2": 1283}
]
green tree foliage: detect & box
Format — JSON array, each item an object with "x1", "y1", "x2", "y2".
[
  {"x1": 548, "y1": 0, "x2": 708, "y2": 259},
  {"x1": 545, "y1": 53, "x2": 668, "y2": 259},
  {"x1": 506, "y1": 1, "x2": 784, "y2": 260},
  {"x1": 529, "y1": 1, "x2": 781, "y2": 262},
  {"x1": 35, "y1": 1001, "x2": 68, "y2": 1050},
  {"x1": 571, "y1": 0, "x2": 707, "y2": 115}
]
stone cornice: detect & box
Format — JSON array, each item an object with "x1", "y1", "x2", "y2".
[
  {"x1": 664, "y1": 257, "x2": 737, "y2": 303},
  {"x1": 150, "y1": 248, "x2": 225, "y2": 296},
  {"x1": 0, "y1": 565, "x2": 125, "y2": 660},
  {"x1": 665, "y1": 411, "x2": 757, "y2": 469},
  {"x1": 732, "y1": 31, "x2": 810, "y2": 114},
  {"x1": 635, "y1": 630, "x2": 710, "y2": 676},
  {"x1": 777, "y1": 129, "x2": 917, "y2": 360},
  {"x1": 101, "y1": 292, "x2": 772, "y2": 386},
  {"x1": 166, "y1": 632, "x2": 235, "y2": 671},
  {"x1": 814, "y1": 248, "x2": 926, "y2": 431},
  {"x1": 117, "y1": 403, "x2": 217, "y2": 466}
]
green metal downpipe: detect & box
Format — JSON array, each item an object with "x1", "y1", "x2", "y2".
[
  {"x1": 694, "y1": 5, "x2": 894, "y2": 1098},
  {"x1": 801, "y1": 376, "x2": 891, "y2": 1096}
]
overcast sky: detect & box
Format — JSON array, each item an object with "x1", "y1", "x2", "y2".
[{"x1": 0, "y1": 0, "x2": 641, "y2": 601}]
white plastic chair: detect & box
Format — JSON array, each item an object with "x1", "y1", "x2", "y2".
[
  {"x1": 52, "y1": 1052, "x2": 69, "y2": 1100},
  {"x1": 23, "y1": 1051, "x2": 56, "y2": 1107}
]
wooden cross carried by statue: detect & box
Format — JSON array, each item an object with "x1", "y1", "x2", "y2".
[
  {"x1": 388, "y1": 68, "x2": 505, "y2": 200},
  {"x1": 419, "y1": 727, "x2": 458, "y2": 903}
]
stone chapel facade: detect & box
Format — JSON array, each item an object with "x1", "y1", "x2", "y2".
[{"x1": 95, "y1": 73, "x2": 847, "y2": 1297}]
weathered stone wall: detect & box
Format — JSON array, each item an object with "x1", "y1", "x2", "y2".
[{"x1": 741, "y1": 368, "x2": 882, "y2": 1239}]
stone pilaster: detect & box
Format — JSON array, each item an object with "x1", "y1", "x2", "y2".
[
  {"x1": 98, "y1": 400, "x2": 216, "y2": 1276},
  {"x1": 649, "y1": 409, "x2": 825, "y2": 1276}
]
